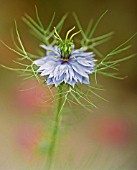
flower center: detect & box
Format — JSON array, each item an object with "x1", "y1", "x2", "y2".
[
  {"x1": 62, "y1": 58, "x2": 69, "y2": 62},
  {"x1": 54, "y1": 26, "x2": 80, "y2": 61},
  {"x1": 59, "y1": 40, "x2": 73, "y2": 60}
]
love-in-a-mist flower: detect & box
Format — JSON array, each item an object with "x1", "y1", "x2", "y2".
[{"x1": 34, "y1": 27, "x2": 96, "y2": 87}]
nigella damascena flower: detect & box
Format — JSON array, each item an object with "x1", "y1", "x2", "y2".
[{"x1": 34, "y1": 45, "x2": 96, "y2": 87}]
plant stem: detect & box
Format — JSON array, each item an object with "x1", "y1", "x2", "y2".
[{"x1": 46, "y1": 85, "x2": 63, "y2": 170}]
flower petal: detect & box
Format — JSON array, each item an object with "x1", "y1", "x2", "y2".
[
  {"x1": 33, "y1": 57, "x2": 47, "y2": 66},
  {"x1": 37, "y1": 60, "x2": 56, "y2": 72},
  {"x1": 47, "y1": 77, "x2": 54, "y2": 85},
  {"x1": 71, "y1": 62, "x2": 89, "y2": 78},
  {"x1": 77, "y1": 57, "x2": 94, "y2": 67},
  {"x1": 41, "y1": 67, "x2": 54, "y2": 76},
  {"x1": 82, "y1": 77, "x2": 90, "y2": 84}
]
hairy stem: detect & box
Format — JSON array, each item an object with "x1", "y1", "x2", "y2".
[{"x1": 46, "y1": 85, "x2": 63, "y2": 170}]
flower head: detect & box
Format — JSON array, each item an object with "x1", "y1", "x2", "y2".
[
  {"x1": 34, "y1": 45, "x2": 95, "y2": 87},
  {"x1": 34, "y1": 27, "x2": 95, "y2": 87}
]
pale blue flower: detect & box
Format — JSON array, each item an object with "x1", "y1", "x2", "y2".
[{"x1": 34, "y1": 45, "x2": 96, "y2": 87}]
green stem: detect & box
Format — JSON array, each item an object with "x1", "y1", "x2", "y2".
[{"x1": 46, "y1": 85, "x2": 63, "y2": 170}]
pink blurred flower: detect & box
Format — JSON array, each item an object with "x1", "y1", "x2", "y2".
[
  {"x1": 16, "y1": 124, "x2": 42, "y2": 155},
  {"x1": 91, "y1": 116, "x2": 134, "y2": 147},
  {"x1": 14, "y1": 79, "x2": 51, "y2": 113}
]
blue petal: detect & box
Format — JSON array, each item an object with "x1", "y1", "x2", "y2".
[
  {"x1": 40, "y1": 45, "x2": 55, "y2": 51},
  {"x1": 77, "y1": 57, "x2": 94, "y2": 67},
  {"x1": 33, "y1": 57, "x2": 47, "y2": 66},
  {"x1": 47, "y1": 77, "x2": 54, "y2": 85},
  {"x1": 67, "y1": 64, "x2": 75, "y2": 82},
  {"x1": 40, "y1": 45, "x2": 61, "y2": 56},
  {"x1": 71, "y1": 52, "x2": 94, "y2": 58},
  {"x1": 72, "y1": 47, "x2": 87, "y2": 54},
  {"x1": 73, "y1": 71, "x2": 83, "y2": 83},
  {"x1": 82, "y1": 77, "x2": 90, "y2": 84},
  {"x1": 41, "y1": 67, "x2": 54, "y2": 76},
  {"x1": 71, "y1": 62, "x2": 89, "y2": 78},
  {"x1": 64, "y1": 69, "x2": 69, "y2": 83},
  {"x1": 67, "y1": 78, "x2": 76, "y2": 87},
  {"x1": 54, "y1": 64, "x2": 67, "y2": 79},
  {"x1": 37, "y1": 60, "x2": 56, "y2": 72},
  {"x1": 53, "y1": 74, "x2": 64, "y2": 87}
]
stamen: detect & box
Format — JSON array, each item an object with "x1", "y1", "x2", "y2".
[
  {"x1": 54, "y1": 27, "x2": 81, "y2": 59},
  {"x1": 73, "y1": 56, "x2": 76, "y2": 60},
  {"x1": 63, "y1": 58, "x2": 69, "y2": 61}
]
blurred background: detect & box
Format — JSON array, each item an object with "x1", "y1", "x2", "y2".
[{"x1": 0, "y1": 0, "x2": 137, "y2": 169}]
